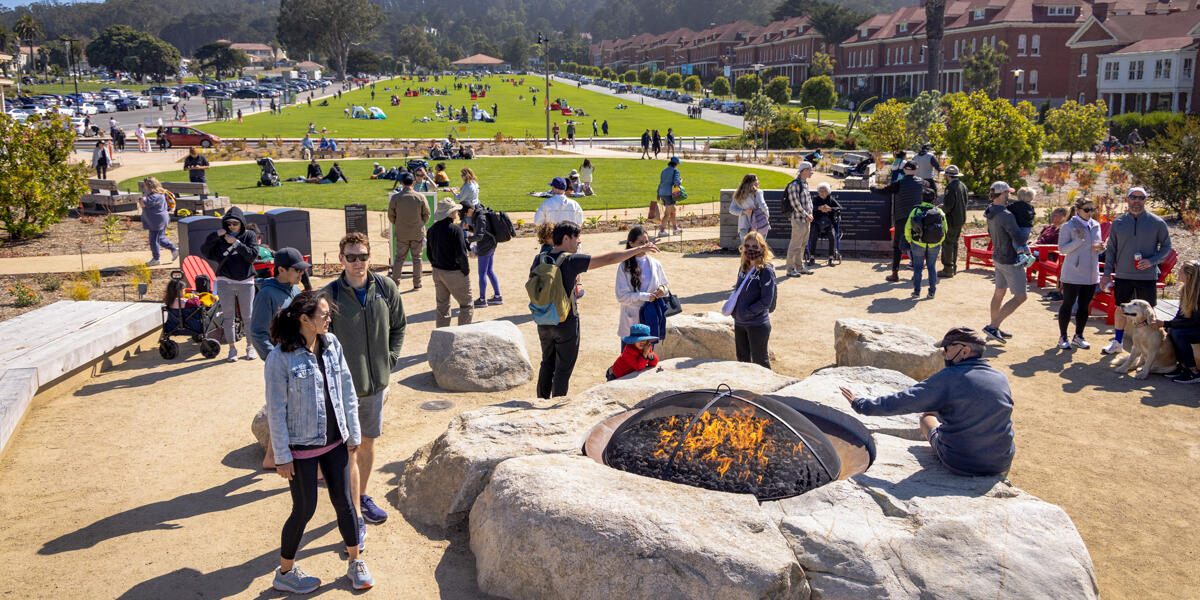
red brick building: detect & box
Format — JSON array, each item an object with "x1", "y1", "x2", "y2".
[{"x1": 731, "y1": 16, "x2": 826, "y2": 86}]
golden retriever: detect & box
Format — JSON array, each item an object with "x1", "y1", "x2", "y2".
[{"x1": 1111, "y1": 299, "x2": 1177, "y2": 379}]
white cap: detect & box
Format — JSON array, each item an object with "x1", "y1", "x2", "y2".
[
  {"x1": 1128, "y1": 186, "x2": 1148, "y2": 197},
  {"x1": 990, "y1": 181, "x2": 1012, "y2": 193},
  {"x1": 797, "y1": 161, "x2": 813, "y2": 173}
]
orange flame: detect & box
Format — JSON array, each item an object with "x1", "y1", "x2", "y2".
[{"x1": 653, "y1": 403, "x2": 803, "y2": 483}]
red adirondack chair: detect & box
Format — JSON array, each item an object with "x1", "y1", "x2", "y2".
[{"x1": 1090, "y1": 248, "x2": 1178, "y2": 325}]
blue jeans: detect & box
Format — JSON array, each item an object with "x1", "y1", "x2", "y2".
[
  {"x1": 477, "y1": 252, "x2": 498, "y2": 299},
  {"x1": 911, "y1": 244, "x2": 941, "y2": 292},
  {"x1": 148, "y1": 229, "x2": 176, "y2": 261}
]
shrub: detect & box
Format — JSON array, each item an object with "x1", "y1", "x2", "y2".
[
  {"x1": 665, "y1": 73, "x2": 682, "y2": 89},
  {"x1": 127, "y1": 260, "x2": 152, "y2": 285},
  {"x1": 652, "y1": 71, "x2": 667, "y2": 87},
  {"x1": 8, "y1": 284, "x2": 41, "y2": 307},
  {"x1": 0, "y1": 113, "x2": 90, "y2": 240},
  {"x1": 942, "y1": 91, "x2": 1043, "y2": 194},
  {"x1": 1043, "y1": 100, "x2": 1108, "y2": 163},
  {"x1": 768, "y1": 128, "x2": 801, "y2": 149},
  {"x1": 35, "y1": 273, "x2": 62, "y2": 291},
  {"x1": 765, "y1": 76, "x2": 792, "y2": 105},
  {"x1": 83, "y1": 267, "x2": 102, "y2": 287},
  {"x1": 1108, "y1": 111, "x2": 1185, "y2": 143},
  {"x1": 734, "y1": 74, "x2": 760, "y2": 100},
  {"x1": 711, "y1": 76, "x2": 730, "y2": 97},
  {"x1": 66, "y1": 279, "x2": 92, "y2": 301},
  {"x1": 1124, "y1": 116, "x2": 1200, "y2": 218}
]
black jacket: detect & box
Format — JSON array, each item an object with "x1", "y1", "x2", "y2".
[
  {"x1": 200, "y1": 206, "x2": 259, "y2": 280},
  {"x1": 1165, "y1": 306, "x2": 1200, "y2": 331},
  {"x1": 466, "y1": 209, "x2": 497, "y2": 257},
  {"x1": 874, "y1": 174, "x2": 926, "y2": 223},
  {"x1": 306, "y1": 163, "x2": 323, "y2": 179},
  {"x1": 427, "y1": 218, "x2": 470, "y2": 275}
]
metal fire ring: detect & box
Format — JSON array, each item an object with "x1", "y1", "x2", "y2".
[{"x1": 419, "y1": 400, "x2": 454, "y2": 411}]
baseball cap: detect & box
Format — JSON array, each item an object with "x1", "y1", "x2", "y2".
[
  {"x1": 274, "y1": 247, "x2": 311, "y2": 271},
  {"x1": 1127, "y1": 186, "x2": 1147, "y2": 198},
  {"x1": 549, "y1": 176, "x2": 568, "y2": 190},
  {"x1": 934, "y1": 327, "x2": 987, "y2": 348},
  {"x1": 990, "y1": 181, "x2": 1013, "y2": 193},
  {"x1": 668, "y1": 156, "x2": 680, "y2": 166},
  {"x1": 903, "y1": 161, "x2": 918, "y2": 170},
  {"x1": 797, "y1": 161, "x2": 813, "y2": 174}
]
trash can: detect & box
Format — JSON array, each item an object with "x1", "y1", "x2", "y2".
[
  {"x1": 265, "y1": 208, "x2": 312, "y2": 260},
  {"x1": 241, "y1": 211, "x2": 271, "y2": 247},
  {"x1": 177, "y1": 215, "x2": 223, "y2": 263}
]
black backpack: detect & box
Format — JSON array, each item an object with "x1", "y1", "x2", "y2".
[
  {"x1": 909, "y1": 205, "x2": 945, "y2": 245},
  {"x1": 781, "y1": 180, "x2": 800, "y2": 217},
  {"x1": 485, "y1": 208, "x2": 516, "y2": 243}
]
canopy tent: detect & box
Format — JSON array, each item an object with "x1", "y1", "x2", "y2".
[{"x1": 450, "y1": 54, "x2": 509, "y2": 71}]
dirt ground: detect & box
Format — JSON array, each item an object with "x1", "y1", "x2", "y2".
[{"x1": 0, "y1": 215, "x2": 1197, "y2": 600}]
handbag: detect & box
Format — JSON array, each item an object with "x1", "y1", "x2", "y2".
[
  {"x1": 750, "y1": 208, "x2": 770, "y2": 234},
  {"x1": 672, "y1": 185, "x2": 687, "y2": 200},
  {"x1": 662, "y1": 293, "x2": 682, "y2": 317},
  {"x1": 648, "y1": 200, "x2": 660, "y2": 221},
  {"x1": 721, "y1": 270, "x2": 754, "y2": 316}
]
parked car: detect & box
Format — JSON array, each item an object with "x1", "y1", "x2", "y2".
[
  {"x1": 132, "y1": 96, "x2": 151, "y2": 108},
  {"x1": 69, "y1": 116, "x2": 88, "y2": 135},
  {"x1": 151, "y1": 93, "x2": 181, "y2": 105},
  {"x1": 75, "y1": 103, "x2": 99, "y2": 115},
  {"x1": 112, "y1": 98, "x2": 137, "y2": 111},
  {"x1": 161, "y1": 126, "x2": 220, "y2": 148},
  {"x1": 94, "y1": 100, "x2": 117, "y2": 113},
  {"x1": 5, "y1": 108, "x2": 32, "y2": 121}
]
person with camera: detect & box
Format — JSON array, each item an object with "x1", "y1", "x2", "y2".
[{"x1": 201, "y1": 207, "x2": 260, "y2": 361}]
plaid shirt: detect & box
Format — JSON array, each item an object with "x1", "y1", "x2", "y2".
[{"x1": 785, "y1": 178, "x2": 812, "y2": 221}]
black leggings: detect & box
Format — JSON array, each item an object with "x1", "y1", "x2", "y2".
[
  {"x1": 891, "y1": 218, "x2": 908, "y2": 273},
  {"x1": 280, "y1": 442, "x2": 357, "y2": 560},
  {"x1": 536, "y1": 318, "x2": 580, "y2": 399},
  {"x1": 1058, "y1": 283, "x2": 1097, "y2": 338},
  {"x1": 735, "y1": 323, "x2": 772, "y2": 369}
]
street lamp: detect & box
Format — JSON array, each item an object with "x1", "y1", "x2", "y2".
[
  {"x1": 751, "y1": 63, "x2": 766, "y2": 155},
  {"x1": 536, "y1": 32, "x2": 551, "y2": 145},
  {"x1": 1011, "y1": 68, "x2": 1024, "y2": 96},
  {"x1": 63, "y1": 37, "x2": 79, "y2": 97}
]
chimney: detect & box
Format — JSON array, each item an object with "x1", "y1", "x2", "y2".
[{"x1": 1093, "y1": 1, "x2": 1110, "y2": 20}]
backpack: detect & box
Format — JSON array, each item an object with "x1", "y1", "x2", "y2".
[
  {"x1": 909, "y1": 205, "x2": 945, "y2": 245},
  {"x1": 526, "y1": 253, "x2": 572, "y2": 325},
  {"x1": 485, "y1": 208, "x2": 516, "y2": 243},
  {"x1": 329, "y1": 272, "x2": 396, "y2": 307},
  {"x1": 781, "y1": 180, "x2": 800, "y2": 217}
]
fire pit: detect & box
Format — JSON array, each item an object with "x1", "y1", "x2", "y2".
[{"x1": 585, "y1": 386, "x2": 875, "y2": 500}]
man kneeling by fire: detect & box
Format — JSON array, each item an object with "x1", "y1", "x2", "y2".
[{"x1": 839, "y1": 327, "x2": 1015, "y2": 477}]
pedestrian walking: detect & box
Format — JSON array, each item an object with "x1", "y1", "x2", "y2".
[
  {"x1": 938, "y1": 165, "x2": 967, "y2": 278},
  {"x1": 592, "y1": 119, "x2": 598, "y2": 137},
  {"x1": 1055, "y1": 197, "x2": 1104, "y2": 350},
  {"x1": 427, "y1": 199, "x2": 474, "y2": 327},
  {"x1": 323, "y1": 232, "x2": 405, "y2": 537},
  {"x1": 388, "y1": 172, "x2": 431, "y2": 290},
  {"x1": 912, "y1": 144, "x2": 941, "y2": 195},
  {"x1": 616, "y1": 225, "x2": 671, "y2": 342},
  {"x1": 783, "y1": 162, "x2": 814, "y2": 277},
  {"x1": 1100, "y1": 187, "x2": 1173, "y2": 355},
  {"x1": 461, "y1": 201, "x2": 502, "y2": 308},
  {"x1": 264, "y1": 291, "x2": 374, "y2": 594},
  {"x1": 640, "y1": 129, "x2": 651, "y2": 159},
  {"x1": 237, "y1": 108, "x2": 243, "y2": 123},
  {"x1": 981, "y1": 182, "x2": 1028, "y2": 343},
  {"x1": 651, "y1": 129, "x2": 662, "y2": 159},
  {"x1": 731, "y1": 231, "x2": 776, "y2": 369},
  {"x1": 155, "y1": 126, "x2": 167, "y2": 152},
  {"x1": 656, "y1": 157, "x2": 684, "y2": 237},
  {"x1": 91, "y1": 141, "x2": 110, "y2": 179},
  {"x1": 666, "y1": 128, "x2": 675, "y2": 155},
  {"x1": 904, "y1": 187, "x2": 948, "y2": 298},
  {"x1": 183, "y1": 147, "x2": 209, "y2": 183},
  {"x1": 602, "y1": 120, "x2": 609, "y2": 135},
  {"x1": 135, "y1": 123, "x2": 148, "y2": 152},
  {"x1": 200, "y1": 207, "x2": 260, "y2": 360},
  {"x1": 138, "y1": 177, "x2": 178, "y2": 266}
]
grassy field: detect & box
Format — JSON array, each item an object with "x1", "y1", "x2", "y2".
[
  {"x1": 198, "y1": 75, "x2": 738, "y2": 140},
  {"x1": 120, "y1": 157, "x2": 790, "y2": 212}
]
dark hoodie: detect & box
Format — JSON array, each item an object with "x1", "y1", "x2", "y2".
[{"x1": 200, "y1": 206, "x2": 260, "y2": 281}]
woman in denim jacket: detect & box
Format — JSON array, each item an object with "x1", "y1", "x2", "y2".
[{"x1": 264, "y1": 291, "x2": 374, "y2": 593}]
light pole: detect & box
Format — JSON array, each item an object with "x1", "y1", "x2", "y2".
[
  {"x1": 1011, "y1": 68, "x2": 1024, "y2": 98},
  {"x1": 751, "y1": 63, "x2": 766, "y2": 155},
  {"x1": 64, "y1": 37, "x2": 78, "y2": 97},
  {"x1": 537, "y1": 32, "x2": 551, "y2": 145}
]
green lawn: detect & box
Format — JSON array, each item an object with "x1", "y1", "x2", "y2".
[
  {"x1": 782, "y1": 106, "x2": 855, "y2": 125},
  {"x1": 198, "y1": 75, "x2": 738, "y2": 140},
  {"x1": 120, "y1": 157, "x2": 790, "y2": 212}
]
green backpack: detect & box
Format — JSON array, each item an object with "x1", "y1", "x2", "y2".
[{"x1": 526, "y1": 253, "x2": 573, "y2": 325}]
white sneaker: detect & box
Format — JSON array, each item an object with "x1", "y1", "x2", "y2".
[
  {"x1": 787, "y1": 269, "x2": 802, "y2": 277},
  {"x1": 244, "y1": 346, "x2": 258, "y2": 361},
  {"x1": 1101, "y1": 339, "x2": 1123, "y2": 355},
  {"x1": 227, "y1": 346, "x2": 239, "y2": 362},
  {"x1": 1071, "y1": 335, "x2": 1091, "y2": 350},
  {"x1": 1057, "y1": 336, "x2": 1071, "y2": 350},
  {"x1": 146, "y1": 259, "x2": 161, "y2": 266}
]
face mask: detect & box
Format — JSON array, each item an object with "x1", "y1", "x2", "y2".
[
  {"x1": 944, "y1": 359, "x2": 956, "y2": 368},
  {"x1": 744, "y1": 247, "x2": 763, "y2": 259}
]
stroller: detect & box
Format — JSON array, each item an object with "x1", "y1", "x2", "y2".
[
  {"x1": 807, "y1": 206, "x2": 843, "y2": 266},
  {"x1": 256, "y1": 157, "x2": 280, "y2": 187},
  {"x1": 158, "y1": 272, "x2": 243, "y2": 359}
]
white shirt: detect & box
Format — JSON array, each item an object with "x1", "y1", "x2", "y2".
[
  {"x1": 534, "y1": 194, "x2": 583, "y2": 226},
  {"x1": 615, "y1": 255, "x2": 669, "y2": 339}
]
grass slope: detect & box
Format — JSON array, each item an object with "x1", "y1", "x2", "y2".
[
  {"x1": 120, "y1": 157, "x2": 791, "y2": 213},
  {"x1": 198, "y1": 75, "x2": 738, "y2": 140}
]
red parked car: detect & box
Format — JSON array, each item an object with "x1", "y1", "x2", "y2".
[{"x1": 162, "y1": 126, "x2": 221, "y2": 148}]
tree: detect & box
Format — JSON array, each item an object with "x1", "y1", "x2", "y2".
[
  {"x1": 962, "y1": 41, "x2": 1009, "y2": 98},
  {"x1": 346, "y1": 48, "x2": 382, "y2": 74},
  {"x1": 1043, "y1": 100, "x2": 1109, "y2": 163},
  {"x1": 683, "y1": 74, "x2": 701, "y2": 92},
  {"x1": 85, "y1": 25, "x2": 181, "y2": 81},
  {"x1": 0, "y1": 113, "x2": 88, "y2": 240},
  {"x1": 394, "y1": 26, "x2": 439, "y2": 71},
  {"x1": 712, "y1": 75, "x2": 730, "y2": 97},
  {"x1": 809, "y1": 51, "x2": 835, "y2": 78},
  {"x1": 602, "y1": 66, "x2": 617, "y2": 81},
  {"x1": 652, "y1": 70, "x2": 667, "y2": 87},
  {"x1": 12, "y1": 14, "x2": 43, "y2": 76},
  {"x1": 502, "y1": 36, "x2": 529, "y2": 70},
  {"x1": 744, "y1": 93, "x2": 779, "y2": 154},
  {"x1": 1124, "y1": 116, "x2": 1200, "y2": 218},
  {"x1": 638, "y1": 68, "x2": 652, "y2": 85},
  {"x1": 623, "y1": 69, "x2": 637, "y2": 83},
  {"x1": 474, "y1": 40, "x2": 499, "y2": 58},
  {"x1": 905, "y1": 90, "x2": 945, "y2": 144},
  {"x1": 194, "y1": 42, "x2": 249, "y2": 79},
  {"x1": 924, "y1": 0, "x2": 946, "y2": 93},
  {"x1": 799, "y1": 75, "x2": 836, "y2": 123},
  {"x1": 942, "y1": 91, "x2": 1043, "y2": 194},
  {"x1": 860, "y1": 99, "x2": 914, "y2": 153},
  {"x1": 765, "y1": 75, "x2": 792, "y2": 105},
  {"x1": 666, "y1": 72, "x2": 682, "y2": 89},
  {"x1": 774, "y1": 0, "x2": 866, "y2": 54},
  {"x1": 277, "y1": 0, "x2": 383, "y2": 79},
  {"x1": 734, "y1": 73, "x2": 760, "y2": 99}
]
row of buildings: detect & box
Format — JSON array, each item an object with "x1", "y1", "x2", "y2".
[{"x1": 587, "y1": 0, "x2": 1200, "y2": 115}]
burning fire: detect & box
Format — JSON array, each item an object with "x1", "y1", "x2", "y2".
[{"x1": 653, "y1": 403, "x2": 803, "y2": 483}]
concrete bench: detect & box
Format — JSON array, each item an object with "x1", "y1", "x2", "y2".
[
  {"x1": 0, "y1": 301, "x2": 162, "y2": 455},
  {"x1": 831, "y1": 153, "x2": 876, "y2": 179},
  {"x1": 81, "y1": 178, "x2": 140, "y2": 214},
  {"x1": 364, "y1": 148, "x2": 407, "y2": 158},
  {"x1": 149, "y1": 181, "x2": 231, "y2": 217}
]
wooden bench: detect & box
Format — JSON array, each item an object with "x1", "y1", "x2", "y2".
[
  {"x1": 157, "y1": 181, "x2": 231, "y2": 217},
  {"x1": 831, "y1": 153, "x2": 876, "y2": 179},
  {"x1": 81, "y1": 178, "x2": 140, "y2": 214}
]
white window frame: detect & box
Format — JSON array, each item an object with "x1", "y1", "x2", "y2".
[
  {"x1": 1017, "y1": 34, "x2": 1026, "y2": 56},
  {"x1": 1079, "y1": 92, "x2": 1086, "y2": 104},
  {"x1": 972, "y1": 39, "x2": 977, "y2": 53},
  {"x1": 1015, "y1": 70, "x2": 1025, "y2": 93},
  {"x1": 973, "y1": 8, "x2": 985, "y2": 20},
  {"x1": 953, "y1": 40, "x2": 959, "y2": 59},
  {"x1": 1104, "y1": 61, "x2": 1119, "y2": 81},
  {"x1": 1031, "y1": 35, "x2": 1041, "y2": 56},
  {"x1": 1184, "y1": 58, "x2": 1193, "y2": 78},
  {"x1": 1029, "y1": 70, "x2": 1038, "y2": 93},
  {"x1": 1080, "y1": 54, "x2": 1088, "y2": 76},
  {"x1": 898, "y1": 22, "x2": 908, "y2": 33},
  {"x1": 887, "y1": 48, "x2": 892, "y2": 65},
  {"x1": 1129, "y1": 60, "x2": 1144, "y2": 80},
  {"x1": 1048, "y1": 6, "x2": 1076, "y2": 16}
]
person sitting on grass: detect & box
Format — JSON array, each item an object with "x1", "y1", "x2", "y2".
[
  {"x1": 305, "y1": 158, "x2": 323, "y2": 182},
  {"x1": 840, "y1": 327, "x2": 1015, "y2": 477},
  {"x1": 433, "y1": 163, "x2": 451, "y2": 187},
  {"x1": 369, "y1": 163, "x2": 385, "y2": 179},
  {"x1": 607, "y1": 324, "x2": 660, "y2": 380},
  {"x1": 316, "y1": 163, "x2": 349, "y2": 184}
]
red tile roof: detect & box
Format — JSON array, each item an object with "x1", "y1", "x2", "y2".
[{"x1": 1110, "y1": 36, "x2": 1198, "y2": 52}]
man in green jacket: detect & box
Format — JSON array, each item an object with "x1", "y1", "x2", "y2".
[
  {"x1": 939, "y1": 165, "x2": 969, "y2": 278},
  {"x1": 324, "y1": 232, "x2": 406, "y2": 534}
]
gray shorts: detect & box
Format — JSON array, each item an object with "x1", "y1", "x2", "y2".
[
  {"x1": 659, "y1": 195, "x2": 676, "y2": 207},
  {"x1": 993, "y1": 263, "x2": 1027, "y2": 295},
  {"x1": 357, "y1": 387, "x2": 388, "y2": 438}
]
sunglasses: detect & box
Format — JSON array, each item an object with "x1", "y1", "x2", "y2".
[
  {"x1": 1128, "y1": 195, "x2": 1146, "y2": 200},
  {"x1": 342, "y1": 253, "x2": 370, "y2": 263},
  {"x1": 1079, "y1": 207, "x2": 1094, "y2": 213}
]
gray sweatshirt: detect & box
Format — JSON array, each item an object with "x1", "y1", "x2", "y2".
[
  {"x1": 1103, "y1": 211, "x2": 1172, "y2": 281},
  {"x1": 984, "y1": 204, "x2": 1022, "y2": 266}
]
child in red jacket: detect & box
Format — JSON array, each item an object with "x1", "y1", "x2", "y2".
[{"x1": 608, "y1": 324, "x2": 660, "y2": 380}]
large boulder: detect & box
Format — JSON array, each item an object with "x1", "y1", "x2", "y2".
[
  {"x1": 762, "y1": 434, "x2": 1099, "y2": 600},
  {"x1": 251, "y1": 406, "x2": 268, "y2": 450},
  {"x1": 396, "y1": 359, "x2": 798, "y2": 531},
  {"x1": 834, "y1": 319, "x2": 942, "y2": 381},
  {"x1": 470, "y1": 454, "x2": 809, "y2": 600},
  {"x1": 773, "y1": 366, "x2": 922, "y2": 441},
  {"x1": 658, "y1": 311, "x2": 736, "y2": 361},
  {"x1": 426, "y1": 320, "x2": 533, "y2": 392}
]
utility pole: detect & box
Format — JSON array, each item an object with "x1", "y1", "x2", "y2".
[
  {"x1": 538, "y1": 32, "x2": 550, "y2": 145},
  {"x1": 64, "y1": 37, "x2": 78, "y2": 97}
]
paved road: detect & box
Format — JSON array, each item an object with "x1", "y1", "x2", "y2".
[{"x1": 551, "y1": 75, "x2": 744, "y2": 130}]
